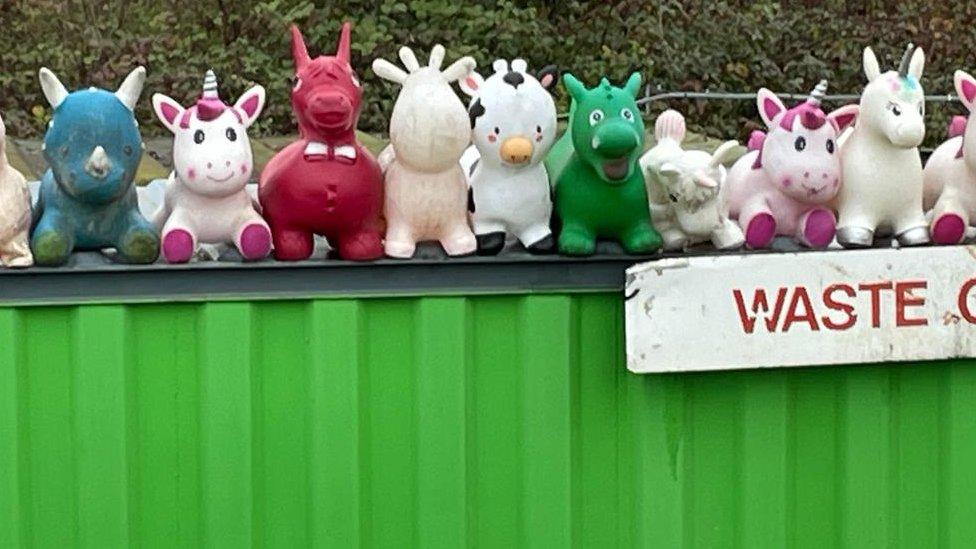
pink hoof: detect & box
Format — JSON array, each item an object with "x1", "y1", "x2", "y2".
[
  {"x1": 745, "y1": 213, "x2": 776, "y2": 249},
  {"x1": 239, "y1": 223, "x2": 272, "y2": 260},
  {"x1": 802, "y1": 208, "x2": 836, "y2": 248},
  {"x1": 932, "y1": 213, "x2": 966, "y2": 245},
  {"x1": 162, "y1": 229, "x2": 194, "y2": 263}
]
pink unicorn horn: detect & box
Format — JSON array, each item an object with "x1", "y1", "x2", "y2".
[
  {"x1": 806, "y1": 79, "x2": 828, "y2": 107},
  {"x1": 196, "y1": 69, "x2": 226, "y2": 121}
]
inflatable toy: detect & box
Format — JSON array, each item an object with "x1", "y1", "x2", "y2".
[
  {"x1": 259, "y1": 23, "x2": 385, "y2": 261},
  {"x1": 545, "y1": 72, "x2": 661, "y2": 255},
  {"x1": 725, "y1": 81, "x2": 858, "y2": 248},
  {"x1": 31, "y1": 66, "x2": 159, "y2": 266},
  {"x1": 372, "y1": 44, "x2": 477, "y2": 258},
  {"x1": 151, "y1": 70, "x2": 268, "y2": 262},
  {"x1": 922, "y1": 69, "x2": 976, "y2": 244},
  {"x1": 459, "y1": 59, "x2": 558, "y2": 255},
  {"x1": 640, "y1": 109, "x2": 743, "y2": 251},
  {"x1": 836, "y1": 44, "x2": 928, "y2": 247},
  {"x1": 0, "y1": 112, "x2": 33, "y2": 267}
]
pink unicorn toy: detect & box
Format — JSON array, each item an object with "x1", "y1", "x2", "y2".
[
  {"x1": 725, "y1": 81, "x2": 858, "y2": 248},
  {"x1": 151, "y1": 70, "x2": 269, "y2": 262},
  {"x1": 923, "y1": 69, "x2": 976, "y2": 244}
]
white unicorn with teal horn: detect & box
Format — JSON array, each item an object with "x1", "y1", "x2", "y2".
[{"x1": 836, "y1": 43, "x2": 929, "y2": 247}]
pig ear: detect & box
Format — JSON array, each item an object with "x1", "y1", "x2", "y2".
[
  {"x1": 955, "y1": 70, "x2": 976, "y2": 112},
  {"x1": 863, "y1": 47, "x2": 881, "y2": 82},
  {"x1": 536, "y1": 65, "x2": 559, "y2": 90},
  {"x1": 756, "y1": 88, "x2": 785, "y2": 128},
  {"x1": 234, "y1": 85, "x2": 265, "y2": 128},
  {"x1": 828, "y1": 104, "x2": 859, "y2": 132},
  {"x1": 291, "y1": 25, "x2": 311, "y2": 71},
  {"x1": 152, "y1": 93, "x2": 185, "y2": 134},
  {"x1": 459, "y1": 71, "x2": 484, "y2": 98}
]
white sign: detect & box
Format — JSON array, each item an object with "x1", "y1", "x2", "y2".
[{"x1": 625, "y1": 246, "x2": 976, "y2": 373}]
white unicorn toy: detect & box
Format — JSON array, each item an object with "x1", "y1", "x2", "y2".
[
  {"x1": 836, "y1": 44, "x2": 929, "y2": 247},
  {"x1": 458, "y1": 59, "x2": 559, "y2": 254},
  {"x1": 372, "y1": 45, "x2": 478, "y2": 258},
  {"x1": 640, "y1": 110, "x2": 743, "y2": 250},
  {"x1": 922, "y1": 70, "x2": 976, "y2": 244},
  {"x1": 151, "y1": 70, "x2": 269, "y2": 262}
]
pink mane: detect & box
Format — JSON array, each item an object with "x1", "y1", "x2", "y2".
[
  {"x1": 752, "y1": 102, "x2": 835, "y2": 169},
  {"x1": 177, "y1": 98, "x2": 242, "y2": 129}
]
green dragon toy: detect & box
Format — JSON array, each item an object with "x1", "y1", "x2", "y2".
[{"x1": 546, "y1": 72, "x2": 661, "y2": 255}]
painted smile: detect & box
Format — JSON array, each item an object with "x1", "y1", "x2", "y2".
[
  {"x1": 803, "y1": 184, "x2": 826, "y2": 196},
  {"x1": 206, "y1": 171, "x2": 235, "y2": 183}
]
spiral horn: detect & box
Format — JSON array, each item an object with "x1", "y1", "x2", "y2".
[
  {"x1": 898, "y1": 43, "x2": 915, "y2": 77},
  {"x1": 807, "y1": 79, "x2": 828, "y2": 107}
]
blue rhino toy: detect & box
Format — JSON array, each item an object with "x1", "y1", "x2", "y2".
[{"x1": 31, "y1": 66, "x2": 159, "y2": 265}]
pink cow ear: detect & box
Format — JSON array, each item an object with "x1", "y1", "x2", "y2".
[
  {"x1": 955, "y1": 70, "x2": 976, "y2": 112},
  {"x1": 459, "y1": 71, "x2": 484, "y2": 98},
  {"x1": 151, "y1": 93, "x2": 185, "y2": 134},
  {"x1": 235, "y1": 85, "x2": 265, "y2": 128},
  {"x1": 756, "y1": 88, "x2": 785, "y2": 129},
  {"x1": 828, "y1": 104, "x2": 859, "y2": 132}
]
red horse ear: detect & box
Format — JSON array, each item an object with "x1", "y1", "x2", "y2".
[
  {"x1": 291, "y1": 25, "x2": 311, "y2": 70},
  {"x1": 336, "y1": 22, "x2": 352, "y2": 65}
]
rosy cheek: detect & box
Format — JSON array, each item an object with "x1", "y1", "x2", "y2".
[
  {"x1": 240, "y1": 164, "x2": 248, "y2": 175},
  {"x1": 186, "y1": 168, "x2": 196, "y2": 180},
  {"x1": 487, "y1": 134, "x2": 497, "y2": 143},
  {"x1": 781, "y1": 177, "x2": 792, "y2": 188}
]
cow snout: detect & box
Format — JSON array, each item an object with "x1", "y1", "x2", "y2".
[{"x1": 500, "y1": 136, "x2": 533, "y2": 165}]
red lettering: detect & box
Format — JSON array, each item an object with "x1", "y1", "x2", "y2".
[
  {"x1": 822, "y1": 283, "x2": 857, "y2": 330},
  {"x1": 732, "y1": 287, "x2": 788, "y2": 334},
  {"x1": 858, "y1": 281, "x2": 894, "y2": 328},
  {"x1": 959, "y1": 278, "x2": 976, "y2": 323},
  {"x1": 782, "y1": 287, "x2": 820, "y2": 332},
  {"x1": 895, "y1": 280, "x2": 927, "y2": 327}
]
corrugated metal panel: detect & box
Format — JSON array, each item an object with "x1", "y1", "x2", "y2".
[{"x1": 0, "y1": 295, "x2": 974, "y2": 547}]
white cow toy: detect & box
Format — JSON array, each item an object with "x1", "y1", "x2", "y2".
[
  {"x1": 0, "y1": 112, "x2": 32, "y2": 267},
  {"x1": 459, "y1": 59, "x2": 559, "y2": 254},
  {"x1": 640, "y1": 109, "x2": 743, "y2": 251},
  {"x1": 836, "y1": 44, "x2": 929, "y2": 247},
  {"x1": 922, "y1": 70, "x2": 976, "y2": 244}
]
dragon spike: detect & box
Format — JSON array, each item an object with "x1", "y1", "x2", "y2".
[
  {"x1": 202, "y1": 69, "x2": 219, "y2": 100},
  {"x1": 898, "y1": 43, "x2": 915, "y2": 77},
  {"x1": 806, "y1": 79, "x2": 828, "y2": 106}
]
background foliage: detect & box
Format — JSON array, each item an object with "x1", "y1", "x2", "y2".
[{"x1": 0, "y1": 0, "x2": 973, "y2": 147}]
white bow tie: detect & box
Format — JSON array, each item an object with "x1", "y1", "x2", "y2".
[{"x1": 304, "y1": 141, "x2": 357, "y2": 160}]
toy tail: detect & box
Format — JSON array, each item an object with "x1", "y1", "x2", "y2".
[
  {"x1": 747, "y1": 130, "x2": 766, "y2": 152},
  {"x1": 654, "y1": 109, "x2": 686, "y2": 143},
  {"x1": 949, "y1": 115, "x2": 967, "y2": 139}
]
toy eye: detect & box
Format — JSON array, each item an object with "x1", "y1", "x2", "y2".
[
  {"x1": 292, "y1": 77, "x2": 302, "y2": 92},
  {"x1": 351, "y1": 72, "x2": 360, "y2": 88},
  {"x1": 889, "y1": 103, "x2": 902, "y2": 116},
  {"x1": 917, "y1": 103, "x2": 924, "y2": 115},
  {"x1": 668, "y1": 193, "x2": 679, "y2": 203},
  {"x1": 794, "y1": 136, "x2": 806, "y2": 152},
  {"x1": 620, "y1": 108, "x2": 634, "y2": 121},
  {"x1": 226, "y1": 128, "x2": 237, "y2": 142},
  {"x1": 194, "y1": 130, "x2": 205, "y2": 144},
  {"x1": 826, "y1": 139, "x2": 835, "y2": 154},
  {"x1": 588, "y1": 110, "x2": 604, "y2": 126},
  {"x1": 493, "y1": 127, "x2": 501, "y2": 135},
  {"x1": 536, "y1": 125, "x2": 542, "y2": 133},
  {"x1": 60, "y1": 146, "x2": 69, "y2": 158},
  {"x1": 123, "y1": 145, "x2": 133, "y2": 156}
]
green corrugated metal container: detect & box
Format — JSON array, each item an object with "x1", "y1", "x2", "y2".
[{"x1": 2, "y1": 288, "x2": 975, "y2": 547}]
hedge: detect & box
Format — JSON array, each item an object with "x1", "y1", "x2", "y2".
[{"x1": 0, "y1": 0, "x2": 971, "y2": 147}]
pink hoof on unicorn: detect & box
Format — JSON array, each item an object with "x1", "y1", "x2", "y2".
[
  {"x1": 151, "y1": 70, "x2": 270, "y2": 262},
  {"x1": 725, "y1": 80, "x2": 858, "y2": 249},
  {"x1": 922, "y1": 69, "x2": 976, "y2": 245}
]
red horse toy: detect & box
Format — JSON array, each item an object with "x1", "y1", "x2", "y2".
[{"x1": 259, "y1": 22, "x2": 384, "y2": 260}]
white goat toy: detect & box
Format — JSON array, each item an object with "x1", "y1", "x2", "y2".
[
  {"x1": 459, "y1": 59, "x2": 559, "y2": 254},
  {"x1": 372, "y1": 45, "x2": 477, "y2": 258},
  {"x1": 836, "y1": 44, "x2": 929, "y2": 247},
  {"x1": 640, "y1": 110, "x2": 743, "y2": 250}
]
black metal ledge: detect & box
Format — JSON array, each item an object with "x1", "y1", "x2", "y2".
[{"x1": 0, "y1": 236, "x2": 874, "y2": 306}]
